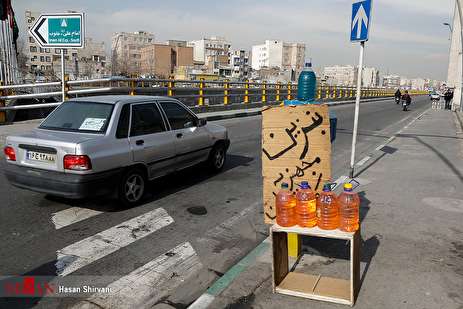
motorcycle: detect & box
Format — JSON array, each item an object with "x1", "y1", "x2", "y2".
[
  {"x1": 402, "y1": 99, "x2": 409, "y2": 111},
  {"x1": 395, "y1": 96, "x2": 400, "y2": 104}
]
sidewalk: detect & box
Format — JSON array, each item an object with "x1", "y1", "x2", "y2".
[{"x1": 197, "y1": 109, "x2": 463, "y2": 309}]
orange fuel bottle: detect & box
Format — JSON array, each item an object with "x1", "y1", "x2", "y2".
[
  {"x1": 296, "y1": 181, "x2": 317, "y2": 228},
  {"x1": 338, "y1": 183, "x2": 360, "y2": 232},
  {"x1": 317, "y1": 184, "x2": 339, "y2": 230},
  {"x1": 276, "y1": 183, "x2": 296, "y2": 227}
]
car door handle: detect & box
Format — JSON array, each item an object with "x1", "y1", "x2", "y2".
[
  {"x1": 136, "y1": 140, "x2": 144, "y2": 146},
  {"x1": 176, "y1": 133, "x2": 183, "y2": 139}
]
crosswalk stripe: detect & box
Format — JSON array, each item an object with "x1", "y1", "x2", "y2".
[
  {"x1": 51, "y1": 207, "x2": 103, "y2": 230},
  {"x1": 56, "y1": 207, "x2": 174, "y2": 277},
  {"x1": 71, "y1": 242, "x2": 202, "y2": 309}
]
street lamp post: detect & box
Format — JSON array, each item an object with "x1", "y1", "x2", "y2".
[
  {"x1": 454, "y1": 0, "x2": 463, "y2": 112},
  {"x1": 444, "y1": 22, "x2": 453, "y2": 40}
]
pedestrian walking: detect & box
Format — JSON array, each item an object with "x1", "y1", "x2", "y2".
[{"x1": 444, "y1": 89, "x2": 454, "y2": 110}]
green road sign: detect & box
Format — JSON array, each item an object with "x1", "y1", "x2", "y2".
[{"x1": 30, "y1": 13, "x2": 85, "y2": 48}]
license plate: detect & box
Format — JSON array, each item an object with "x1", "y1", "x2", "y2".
[{"x1": 27, "y1": 151, "x2": 56, "y2": 163}]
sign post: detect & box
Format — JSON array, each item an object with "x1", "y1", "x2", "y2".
[
  {"x1": 349, "y1": 0, "x2": 372, "y2": 178},
  {"x1": 29, "y1": 13, "x2": 85, "y2": 102}
]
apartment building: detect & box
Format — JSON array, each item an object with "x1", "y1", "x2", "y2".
[
  {"x1": 140, "y1": 42, "x2": 193, "y2": 78},
  {"x1": 111, "y1": 31, "x2": 155, "y2": 76},
  {"x1": 187, "y1": 36, "x2": 231, "y2": 65},
  {"x1": 362, "y1": 67, "x2": 380, "y2": 87},
  {"x1": 25, "y1": 10, "x2": 107, "y2": 80},
  {"x1": 323, "y1": 65, "x2": 358, "y2": 86},
  {"x1": 251, "y1": 40, "x2": 305, "y2": 79},
  {"x1": 229, "y1": 50, "x2": 250, "y2": 80},
  {"x1": 382, "y1": 75, "x2": 401, "y2": 88}
]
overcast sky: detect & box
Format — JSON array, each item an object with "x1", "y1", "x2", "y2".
[{"x1": 13, "y1": 0, "x2": 454, "y2": 80}]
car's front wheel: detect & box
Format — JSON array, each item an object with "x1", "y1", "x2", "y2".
[
  {"x1": 208, "y1": 143, "x2": 227, "y2": 172},
  {"x1": 118, "y1": 168, "x2": 146, "y2": 206}
]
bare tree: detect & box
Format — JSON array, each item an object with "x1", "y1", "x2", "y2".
[{"x1": 15, "y1": 39, "x2": 29, "y2": 78}]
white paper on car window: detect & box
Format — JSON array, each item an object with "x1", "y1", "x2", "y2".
[{"x1": 79, "y1": 118, "x2": 106, "y2": 131}]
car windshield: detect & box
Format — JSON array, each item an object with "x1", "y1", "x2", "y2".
[{"x1": 40, "y1": 101, "x2": 114, "y2": 133}]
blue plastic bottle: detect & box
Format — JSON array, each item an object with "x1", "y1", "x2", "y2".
[{"x1": 297, "y1": 62, "x2": 317, "y2": 102}]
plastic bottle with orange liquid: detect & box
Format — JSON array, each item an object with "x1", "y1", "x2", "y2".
[
  {"x1": 295, "y1": 181, "x2": 317, "y2": 227},
  {"x1": 317, "y1": 183, "x2": 339, "y2": 230},
  {"x1": 276, "y1": 183, "x2": 296, "y2": 227},
  {"x1": 338, "y1": 183, "x2": 360, "y2": 232}
]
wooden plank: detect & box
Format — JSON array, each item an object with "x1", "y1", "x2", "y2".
[
  {"x1": 262, "y1": 105, "x2": 332, "y2": 224},
  {"x1": 287, "y1": 233, "x2": 301, "y2": 258},
  {"x1": 351, "y1": 228, "x2": 361, "y2": 303},
  {"x1": 272, "y1": 224, "x2": 355, "y2": 240},
  {"x1": 272, "y1": 230, "x2": 289, "y2": 287},
  {"x1": 276, "y1": 272, "x2": 351, "y2": 305}
]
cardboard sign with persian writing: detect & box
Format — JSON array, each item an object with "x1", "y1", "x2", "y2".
[{"x1": 262, "y1": 105, "x2": 331, "y2": 224}]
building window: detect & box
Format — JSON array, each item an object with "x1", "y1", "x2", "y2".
[
  {"x1": 55, "y1": 49, "x2": 61, "y2": 54},
  {"x1": 29, "y1": 37, "x2": 35, "y2": 43},
  {"x1": 72, "y1": 52, "x2": 78, "y2": 57},
  {"x1": 40, "y1": 56, "x2": 44, "y2": 62},
  {"x1": 41, "y1": 65, "x2": 45, "y2": 70},
  {"x1": 30, "y1": 46, "x2": 37, "y2": 52},
  {"x1": 30, "y1": 57, "x2": 35, "y2": 62},
  {"x1": 39, "y1": 48, "x2": 44, "y2": 53},
  {"x1": 45, "y1": 56, "x2": 51, "y2": 62}
]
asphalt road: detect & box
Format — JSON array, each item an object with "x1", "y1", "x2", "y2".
[{"x1": 0, "y1": 96, "x2": 430, "y2": 308}]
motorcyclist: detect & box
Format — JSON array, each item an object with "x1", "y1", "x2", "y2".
[
  {"x1": 402, "y1": 90, "x2": 412, "y2": 106},
  {"x1": 394, "y1": 89, "x2": 402, "y2": 104}
]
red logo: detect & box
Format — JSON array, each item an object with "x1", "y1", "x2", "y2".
[{"x1": 3, "y1": 277, "x2": 55, "y2": 297}]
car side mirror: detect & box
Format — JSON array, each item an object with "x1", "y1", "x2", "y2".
[{"x1": 198, "y1": 118, "x2": 207, "y2": 127}]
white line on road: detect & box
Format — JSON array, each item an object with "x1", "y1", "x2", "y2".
[
  {"x1": 332, "y1": 176, "x2": 349, "y2": 190},
  {"x1": 56, "y1": 207, "x2": 174, "y2": 276},
  {"x1": 355, "y1": 156, "x2": 371, "y2": 167},
  {"x1": 196, "y1": 202, "x2": 258, "y2": 248},
  {"x1": 71, "y1": 242, "x2": 202, "y2": 309},
  {"x1": 51, "y1": 207, "x2": 103, "y2": 230}
]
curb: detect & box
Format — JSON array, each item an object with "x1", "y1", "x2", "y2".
[{"x1": 188, "y1": 239, "x2": 270, "y2": 309}]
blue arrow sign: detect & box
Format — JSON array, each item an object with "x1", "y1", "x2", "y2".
[{"x1": 351, "y1": 0, "x2": 372, "y2": 42}]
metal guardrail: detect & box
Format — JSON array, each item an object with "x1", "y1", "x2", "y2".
[{"x1": 0, "y1": 77, "x2": 425, "y2": 113}]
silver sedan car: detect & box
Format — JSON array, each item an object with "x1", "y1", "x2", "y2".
[{"x1": 3, "y1": 95, "x2": 230, "y2": 205}]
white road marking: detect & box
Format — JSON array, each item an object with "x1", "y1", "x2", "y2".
[
  {"x1": 196, "y1": 203, "x2": 258, "y2": 248},
  {"x1": 375, "y1": 144, "x2": 386, "y2": 151},
  {"x1": 72, "y1": 242, "x2": 202, "y2": 309},
  {"x1": 188, "y1": 293, "x2": 216, "y2": 309},
  {"x1": 332, "y1": 176, "x2": 349, "y2": 190},
  {"x1": 56, "y1": 207, "x2": 174, "y2": 276},
  {"x1": 51, "y1": 207, "x2": 103, "y2": 230},
  {"x1": 356, "y1": 156, "x2": 371, "y2": 167}
]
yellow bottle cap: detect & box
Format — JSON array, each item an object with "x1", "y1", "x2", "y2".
[{"x1": 344, "y1": 183, "x2": 353, "y2": 190}]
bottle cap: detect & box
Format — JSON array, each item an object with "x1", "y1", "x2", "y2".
[
  {"x1": 344, "y1": 183, "x2": 353, "y2": 192},
  {"x1": 322, "y1": 184, "x2": 332, "y2": 192},
  {"x1": 281, "y1": 183, "x2": 289, "y2": 189},
  {"x1": 305, "y1": 62, "x2": 312, "y2": 68},
  {"x1": 300, "y1": 181, "x2": 310, "y2": 189}
]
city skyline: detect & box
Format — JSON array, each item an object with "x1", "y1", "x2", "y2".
[{"x1": 12, "y1": 0, "x2": 453, "y2": 81}]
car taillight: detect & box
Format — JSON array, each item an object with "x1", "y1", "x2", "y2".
[
  {"x1": 64, "y1": 155, "x2": 92, "y2": 171},
  {"x1": 4, "y1": 146, "x2": 16, "y2": 161}
]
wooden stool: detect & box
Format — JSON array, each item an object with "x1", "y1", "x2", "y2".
[{"x1": 271, "y1": 224, "x2": 360, "y2": 306}]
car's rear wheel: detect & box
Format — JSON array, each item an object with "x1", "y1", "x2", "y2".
[
  {"x1": 208, "y1": 143, "x2": 226, "y2": 172},
  {"x1": 118, "y1": 168, "x2": 146, "y2": 206}
]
